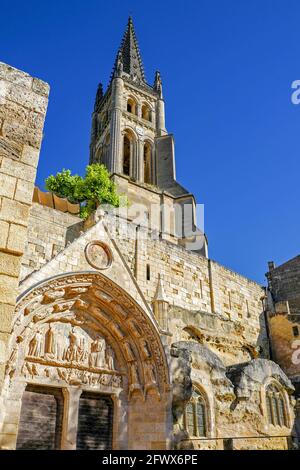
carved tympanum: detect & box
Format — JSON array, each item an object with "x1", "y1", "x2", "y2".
[{"x1": 11, "y1": 272, "x2": 169, "y2": 397}]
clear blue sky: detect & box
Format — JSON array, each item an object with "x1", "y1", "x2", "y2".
[{"x1": 1, "y1": 0, "x2": 299, "y2": 284}]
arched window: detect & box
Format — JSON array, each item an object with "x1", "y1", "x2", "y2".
[
  {"x1": 123, "y1": 130, "x2": 136, "y2": 177},
  {"x1": 141, "y1": 103, "x2": 151, "y2": 121},
  {"x1": 123, "y1": 135, "x2": 131, "y2": 176},
  {"x1": 127, "y1": 98, "x2": 137, "y2": 115},
  {"x1": 143, "y1": 142, "x2": 152, "y2": 184},
  {"x1": 184, "y1": 389, "x2": 208, "y2": 437},
  {"x1": 265, "y1": 383, "x2": 288, "y2": 427}
]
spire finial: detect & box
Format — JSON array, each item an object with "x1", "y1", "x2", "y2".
[
  {"x1": 152, "y1": 274, "x2": 169, "y2": 332},
  {"x1": 153, "y1": 274, "x2": 168, "y2": 303},
  {"x1": 110, "y1": 17, "x2": 146, "y2": 84},
  {"x1": 94, "y1": 82, "x2": 103, "y2": 111},
  {"x1": 154, "y1": 70, "x2": 163, "y2": 98}
]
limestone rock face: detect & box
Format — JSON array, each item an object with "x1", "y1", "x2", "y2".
[
  {"x1": 170, "y1": 342, "x2": 193, "y2": 446},
  {"x1": 227, "y1": 358, "x2": 295, "y2": 400}
]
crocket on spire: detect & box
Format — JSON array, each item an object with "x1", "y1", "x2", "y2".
[{"x1": 111, "y1": 16, "x2": 146, "y2": 84}]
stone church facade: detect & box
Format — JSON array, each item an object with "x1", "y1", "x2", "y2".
[{"x1": 0, "y1": 18, "x2": 299, "y2": 450}]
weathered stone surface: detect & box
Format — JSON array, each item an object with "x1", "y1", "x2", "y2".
[
  {"x1": 0, "y1": 274, "x2": 18, "y2": 305},
  {"x1": 6, "y1": 84, "x2": 48, "y2": 114},
  {"x1": 2, "y1": 122, "x2": 42, "y2": 149},
  {"x1": 0, "y1": 304, "x2": 15, "y2": 333},
  {"x1": 20, "y1": 145, "x2": 39, "y2": 167},
  {"x1": 227, "y1": 359, "x2": 295, "y2": 399},
  {"x1": 6, "y1": 224, "x2": 27, "y2": 254},
  {"x1": 0, "y1": 63, "x2": 33, "y2": 89},
  {"x1": 0, "y1": 61, "x2": 49, "y2": 419},
  {"x1": 0, "y1": 252, "x2": 20, "y2": 277},
  {"x1": 32, "y1": 78, "x2": 50, "y2": 97},
  {"x1": 0, "y1": 221, "x2": 9, "y2": 249},
  {"x1": 0, "y1": 101, "x2": 28, "y2": 124},
  {"x1": 1, "y1": 157, "x2": 36, "y2": 182},
  {"x1": 0, "y1": 173, "x2": 16, "y2": 198},
  {"x1": 14, "y1": 179, "x2": 33, "y2": 205},
  {"x1": 0, "y1": 198, "x2": 29, "y2": 226}
]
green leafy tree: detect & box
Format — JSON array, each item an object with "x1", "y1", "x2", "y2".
[{"x1": 45, "y1": 164, "x2": 123, "y2": 218}]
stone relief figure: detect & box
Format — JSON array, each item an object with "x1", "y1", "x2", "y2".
[
  {"x1": 26, "y1": 322, "x2": 118, "y2": 373},
  {"x1": 105, "y1": 345, "x2": 115, "y2": 370},
  {"x1": 130, "y1": 362, "x2": 140, "y2": 386},
  {"x1": 28, "y1": 330, "x2": 43, "y2": 357},
  {"x1": 140, "y1": 340, "x2": 151, "y2": 359},
  {"x1": 89, "y1": 337, "x2": 106, "y2": 368},
  {"x1": 44, "y1": 324, "x2": 56, "y2": 357},
  {"x1": 144, "y1": 361, "x2": 157, "y2": 385},
  {"x1": 124, "y1": 341, "x2": 135, "y2": 362},
  {"x1": 112, "y1": 375, "x2": 122, "y2": 388},
  {"x1": 64, "y1": 327, "x2": 87, "y2": 363}
]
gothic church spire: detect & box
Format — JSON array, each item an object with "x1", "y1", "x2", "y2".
[{"x1": 111, "y1": 16, "x2": 146, "y2": 84}]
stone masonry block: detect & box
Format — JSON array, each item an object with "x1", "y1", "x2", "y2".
[
  {"x1": 1, "y1": 157, "x2": 36, "y2": 182},
  {"x1": 0, "y1": 173, "x2": 16, "y2": 198},
  {"x1": 27, "y1": 111, "x2": 45, "y2": 130},
  {"x1": 0, "y1": 198, "x2": 29, "y2": 226},
  {"x1": 0, "y1": 63, "x2": 33, "y2": 89},
  {"x1": 20, "y1": 145, "x2": 40, "y2": 168},
  {"x1": 0, "y1": 252, "x2": 20, "y2": 277},
  {"x1": 0, "y1": 101, "x2": 28, "y2": 124},
  {"x1": 0, "y1": 304, "x2": 15, "y2": 333},
  {"x1": 32, "y1": 78, "x2": 50, "y2": 97},
  {"x1": 14, "y1": 179, "x2": 33, "y2": 205},
  {"x1": 6, "y1": 83, "x2": 48, "y2": 114},
  {"x1": 2, "y1": 122, "x2": 43, "y2": 149},
  {"x1": 0, "y1": 274, "x2": 19, "y2": 306},
  {"x1": 6, "y1": 224, "x2": 28, "y2": 254},
  {"x1": 0, "y1": 221, "x2": 9, "y2": 249}
]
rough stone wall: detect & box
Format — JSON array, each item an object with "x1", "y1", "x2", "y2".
[
  {"x1": 171, "y1": 343, "x2": 294, "y2": 450},
  {"x1": 20, "y1": 203, "x2": 83, "y2": 280},
  {"x1": 169, "y1": 306, "x2": 267, "y2": 367},
  {"x1": 20, "y1": 209, "x2": 266, "y2": 367},
  {"x1": 267, "y1": 256, "x2": 300, "y2": 315},
  {"x1": 0, "y1": 63, "x2": 49, "y2": 393},
  {"x1": 106, "y1": 216, "x2": 266, "y2": 365},
  {"x1": 268, "y1": 313, "x2": 300, "y2": 379}
]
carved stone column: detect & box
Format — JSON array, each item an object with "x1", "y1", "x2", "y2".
[
  {"x1": 137, "y1": 139, "x2": 144, "y2": 183},
  {"x1": 156, "y1": 99, "x2": 166, "y2": 136},
  {"x1": 61, "y1": 387, "x2": 82, "y2": 450},
  {"x1": 109, "y1": 76, "x2": 123, "y2": 174}
]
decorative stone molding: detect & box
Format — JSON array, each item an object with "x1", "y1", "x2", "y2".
[
  {"x1": 85, "y1": 241, "x2": 113, "y2": 270},
  {"x1": 10, "y1": 272, "x2": 170, "y2": 397}
]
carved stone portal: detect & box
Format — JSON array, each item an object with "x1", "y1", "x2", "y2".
[{"x1": 9, "y1": 272, "x2": 169, "y2": 397}]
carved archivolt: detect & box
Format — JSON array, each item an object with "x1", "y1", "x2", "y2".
[{"x1": 7, "y1": 272, "x2": 170, "y2": 398}]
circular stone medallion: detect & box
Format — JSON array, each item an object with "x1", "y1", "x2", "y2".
[{"x1": 85, "y1": 241, "x2": 113, "y2": 270}]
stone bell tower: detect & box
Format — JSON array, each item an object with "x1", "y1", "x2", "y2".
[
  {"x1": 90, "y1": 16, "x2": 167, "y2": 184},
  {"x1": 90, "y1": 17, "x2": 208, "y2": 256}
]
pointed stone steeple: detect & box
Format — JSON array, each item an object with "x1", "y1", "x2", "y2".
[
  {"x1": 153, "y1": 274, "x2": 168, "y2": 303},
  {"x1": 111, "y1": 16, "x2": 146, "y2": 83},
  {"x1": 152, "y1": 274, "x2": 169, "y2": 332}
]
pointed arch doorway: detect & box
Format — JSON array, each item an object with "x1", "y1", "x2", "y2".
[{"x1": 2, "y1": 272, "x2": 171, "y2": 450}]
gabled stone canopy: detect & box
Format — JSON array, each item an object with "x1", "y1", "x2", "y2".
[{"x1": 19, "y1": 215, "x2": 151, "y2": 317}]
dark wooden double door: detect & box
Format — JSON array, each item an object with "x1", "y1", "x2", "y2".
[{"x1": 16, "y1": 385, "x2": 113, "y2": 450}]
